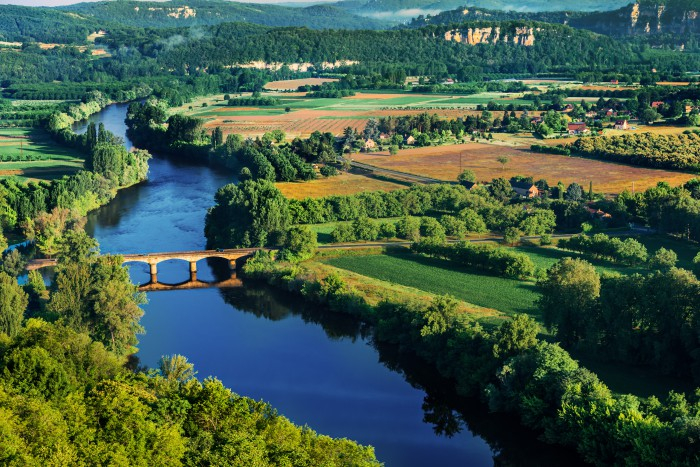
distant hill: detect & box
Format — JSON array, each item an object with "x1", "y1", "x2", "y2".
[
  {"x1": 60, "y1": 0, "x2": 385, "y2": 30},
  {"x1": 406, "y1": 1, "x2": 700, "y2": 36},
  {"x1": 406, "y1": 6, "x2": 586, "y2": 28},
  {"x1": 570, "y1": 0, "x2": 700, "y2": 35},
  {"x1": 0, "y1": 5, "x2": 101, "y2": 43},
  {"x1": 334, "y1": 0, "x2": 631, "y2": 21}
]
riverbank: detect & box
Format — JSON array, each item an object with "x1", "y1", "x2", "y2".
[{"x1": 241, "y1": 249, "x2": 699, "y2": 466}]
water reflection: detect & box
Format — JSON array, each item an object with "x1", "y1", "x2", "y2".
[{"x1": 211, "y1": 282, "x2": 584, "y2": 467}]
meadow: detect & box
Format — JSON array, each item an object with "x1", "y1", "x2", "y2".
[{"x1": 0, "y1": 128, "x2": 83, "y2": 181}]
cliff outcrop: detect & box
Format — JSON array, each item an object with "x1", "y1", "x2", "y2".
[{"x1": 444, "y1": 26, "x2": 538, "y2": 46}]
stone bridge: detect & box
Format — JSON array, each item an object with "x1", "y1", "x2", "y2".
[{"x1": 26, "y1": 248, "x2": 269, "y2": 289}]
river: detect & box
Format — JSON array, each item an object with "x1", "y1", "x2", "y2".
[{"x1": 76, "y1": 104, "x2": 578, "y2": 466}]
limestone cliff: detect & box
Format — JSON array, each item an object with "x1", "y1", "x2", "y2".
[
  {"x1": 444, "y1": 26, "x2": 538, "y2": 46},
  {"x1": 571, "y1": 1, "x2": 700, "y2": 35}
]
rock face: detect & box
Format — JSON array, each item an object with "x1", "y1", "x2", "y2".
[
  {"x1": 444, "y1": 26, "x2": 538, "y2": 46},
  {"x1": 571, "y1": 1, "x2": 700, "y2": 36}
]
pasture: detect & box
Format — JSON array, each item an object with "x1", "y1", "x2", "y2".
[
  {"x1": 0, "y1": 128, "x2": 83, "y2": 181},
  {"x1": 351, "y1": 143, "x2": 696, "y2": 194}
]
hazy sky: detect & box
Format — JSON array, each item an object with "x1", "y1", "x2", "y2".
[{"x1": 0, "y1": 0, "x2": 330, "y2": 5}]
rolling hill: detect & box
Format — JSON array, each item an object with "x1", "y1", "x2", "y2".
[{"x1": 60, "y1": 0, "x2": 385, "y2": 30}]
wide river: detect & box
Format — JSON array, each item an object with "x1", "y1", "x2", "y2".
[{"x1": 77, "y1": 104, "x2": 578, "y2": 466}]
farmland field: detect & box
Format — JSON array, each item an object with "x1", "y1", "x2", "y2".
[
  {"x1": 263, "y1": 78, "x2": 339, "y2": 90},
  {"x1": 179, "y1": 91, "x2": 537, "y2": 138},
  {"x1": 0, "y1": 128, "x2": 83, "y2": 181},
  {"x1": 324, "y1": 252, "x2": 541, "y2": 317},
  {"x1": 351, "y1": 143, "x2": 696, "y2": 194},
  {"x1": 276, "y1": 171, "x2": 407, "y2": 199}
]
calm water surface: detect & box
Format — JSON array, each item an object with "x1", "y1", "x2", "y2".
[{"x1": 78, "y1": 104, "x2": 576, "y2": 466}]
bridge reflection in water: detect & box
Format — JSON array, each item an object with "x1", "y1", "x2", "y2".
[
  {"x1": 137, "y1": 272, "x2": 244, "y2": 292},
  {"x1": 27, "y1": 248, "x2": 265, "y2": 292}
]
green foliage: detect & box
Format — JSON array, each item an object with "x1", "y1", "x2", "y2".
[
  {"x1": 0, "y1": 320, "x2": 379, "y2": 465},
  {"x1": 648, "y1": 247, "x2": 678, "y2": 270},
  {"x1": 458, "y1": 169, "x2": 476, "y2": 183},
  {"x1": 538, "y1": 258, "x2": 601, "y2": 346},
  {"x1": 205, "y1": 180, "x2": 291, "y2": 248},
  {"x1": 559, "y1": 233, "x2": 649, "y2": 266},
  {"x1": 503, "y1": 227, "x2": 521, "y2": 246},
  {"x1": 571, "y1": 132, "x2": 700, "y2": 171},
  {"x1": 279, "y1": 225, "x2": 317, "y2": 262},
  {"x1": 412, "y1": 239, "x2": 536, "y2": 279},
  {"x1": 0, "y1": 271, "x2": 28, "y2": 338}
]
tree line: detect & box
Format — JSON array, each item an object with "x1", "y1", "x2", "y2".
[
  {"x1": 242, "y1": 250, "x2": 700, "y2": 466},
  {"x1": 540, "y1": 256, "x2": 700, "y2": 381},
  {"x1": 571, "y1": 133, "x2": 700, "y2": 171}
]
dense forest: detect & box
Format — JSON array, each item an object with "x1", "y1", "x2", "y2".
[
  {"x1": 61, "y1": 0, "x2": 384, "y2": 30},
  {"x1": 0, "y1": 5, "x2": 99, "y2": 43}
]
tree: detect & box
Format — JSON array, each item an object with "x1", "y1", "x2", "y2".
[
  {"x1": 379, "y1": 222, "x2": 397, "y2": 239},
  {"x1": 0, "y1": 271, "x2": 28, "y2": 337},
  {"x1": 279, "y1": 226, "x2": 317, "y2": 262},
  {"x1": 205, "y1": 180, "x2": 291, "y2": 248},
  {"x1": 389, "y1": 145, "x2": 399, "y2": 156},
  {"x1": 397, "y1": 216, "x2": 421, "y2": 241},
  {"x1": 420, "y1": 217, "x2": 446, "y2": 243},
  {"x1": 641, "y1": 108, "x2": 661, "y2": 124},
  {"x1": 159, "y1": 354, "x2": 197, "y2": 385},
  {"x1": 566, "y1": 183, "x2": 583, "y2": 202},
  {"x1": 55, "y1": 230, "x2": 98, "y2": 264},
  {"x1": 503, "y1": 227, "x2": 521, "y2": 246},
  {"x1": 497, "y1": 156, "x2": 509, "y2": 170},
  {"x1": 492, "y1": 314, "x2": 538, "y2": 359},
  {"x1": 352, "y1": 216, "x2": 379, "y2": 241},
  {"x1": 489, "y1": 178, "x2": 514, "y2": 202},
  {"x1": 538, "y1": 258, "x2": 600, "y2": 347},
  {"x1": 458, "y1": 169, "x2": 476, "y2": 184},
  {"x1": 211, "y1": 127, "x2": 223, "y2": 148},
  {"x1": 648, "y1": 247, "x2": 677, "y2": 270}
]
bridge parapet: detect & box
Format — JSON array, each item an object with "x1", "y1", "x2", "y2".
[{"x1": 26, "y1": 247, "x2": 271, "y2": 273}]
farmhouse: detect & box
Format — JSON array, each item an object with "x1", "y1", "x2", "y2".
[
  {"x1": 405, "y1": 135, "x2": 416, "y2": 145},
  {"x1": 363, "y1": 139, "x2": 376, "y2": 151},
  {"x1": 610, "y1": 79, "x2": 619, "y2": 84},
  {"x1": 562, "y1": 104, "x2": 574, "y2": 113},
  {"x1": 379, "y1": 133, "x2": 390, "y2": 141},
  {"x1": 613, "y1": 120, "x2": 630, "y2": 130},
  {"x1": 511, "y1": 181, "x2": 540, "y2": 198},
  {"x1": 568, "y1": 122, "x2": 590, "y2": 135},
  {"x1": 651, "y1": 101, "x2": 664, "y2": 109}
]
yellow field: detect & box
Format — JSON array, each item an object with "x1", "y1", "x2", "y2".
[
  {"x1": 276, "y1": 172, "x2": 406, "y2": 199},
  {"x1": 352, "y1": 143, "x2": 696, "y2": 194}
]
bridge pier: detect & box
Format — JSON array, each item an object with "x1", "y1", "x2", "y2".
[
  {"x1": 189, "y1": 261, "x2": 197, "y2": 273},
  {"x1": 229, "y1": 259, "x2": 237, "y2": 272},
  {"x1": 149, "y1": 263, "x2": 157, "y2": 276}
]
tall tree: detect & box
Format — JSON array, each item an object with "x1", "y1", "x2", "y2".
[{"x1": 0, "y1": 271, "x2": 28, "y2": 337}]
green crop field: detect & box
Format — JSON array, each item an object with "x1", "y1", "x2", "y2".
[
  {"x1": 0, "y1": 128, "x2": 84, "y2": 181},
  {"x1": 324, "y1": 252, "x2": 540, "y2": 317},
  {"x1": 185, "y1": 90, "x2": 538, "y2": 119}
]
